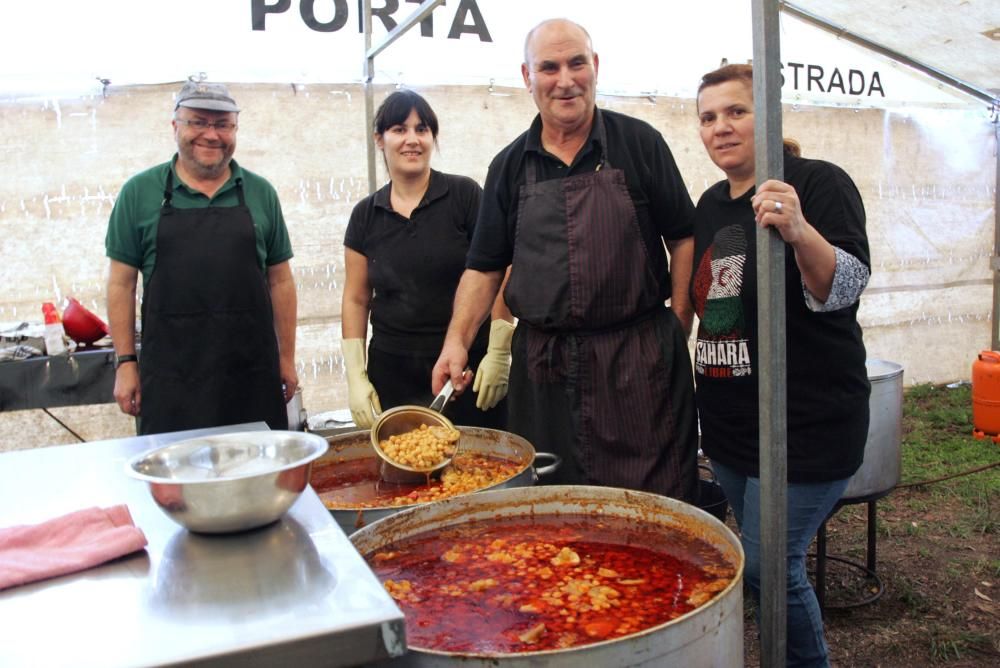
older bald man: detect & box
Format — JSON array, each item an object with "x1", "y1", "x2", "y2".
[{"x1": 433, "y1": 19, "x2": 698, "y2": 501}]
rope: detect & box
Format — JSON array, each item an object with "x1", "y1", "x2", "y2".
[
  {"x1": 41, "y1": 408, "x2": 86, "y2": 443},
  {"x1": 896, "y1": 460, "x2": 1000, "y2": 488}
]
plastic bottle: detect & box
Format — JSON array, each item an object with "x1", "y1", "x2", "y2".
[{"x1": 42, "y1": 302, "x2": 67, "y2": 356}]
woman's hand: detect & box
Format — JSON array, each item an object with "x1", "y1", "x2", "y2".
[
  {"x1": 751, "y1": 180, "x2": 808, "y2": 245},
  {"x1": 752, "y1": 179, "x2": 837, "y2": 301}
]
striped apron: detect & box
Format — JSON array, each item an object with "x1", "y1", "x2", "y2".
[{"x1": 503, "y1": 119, "x2": 697, "y2": 501}]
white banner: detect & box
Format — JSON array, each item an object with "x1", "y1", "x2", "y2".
[{"x1": 0, "y1": 0, "x2": 971, "y2": 107}]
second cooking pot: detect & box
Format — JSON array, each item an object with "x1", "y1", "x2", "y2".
[
  {"x1": 312, "y1": 427, "x2": 560, "y2": 534},
  {"x1": 350, "y1": 485, "x2": 745, "y2": 667}
]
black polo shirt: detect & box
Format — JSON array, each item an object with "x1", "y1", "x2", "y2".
[
  {"x1": 467, "y1": 108, "x2": 695, "y2": 303},
  {"x1": 345, "y1": 169, "x2": 488, "y2": 355}
]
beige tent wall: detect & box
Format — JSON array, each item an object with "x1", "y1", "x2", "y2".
[{"x1": 0, "y1": 83, "x2": 994, "y2": 450}]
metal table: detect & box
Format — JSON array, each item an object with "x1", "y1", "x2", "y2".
[
  {"x1": 0, "y1": 346, "x2": 116, "y2": 411},
  {"x1": 0, "y1": 423, "x2": 406, "y2": 667}
]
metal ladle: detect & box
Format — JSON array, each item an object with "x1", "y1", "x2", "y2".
[{"x1": 370, "y1": 377, "x2": 462, "y2": 484}]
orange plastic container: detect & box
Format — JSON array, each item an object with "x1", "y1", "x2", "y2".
[{"x1": 972, "y1": 350, "x2": 1000, "y2": 442}]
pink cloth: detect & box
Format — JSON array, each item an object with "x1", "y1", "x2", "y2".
[{"x1": 0, "y1": 505, "x2": 148, "y2": 590}]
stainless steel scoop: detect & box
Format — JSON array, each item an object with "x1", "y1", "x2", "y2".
[{"x1": 370, "y1": 378, "x2": 462, "y2": 483}]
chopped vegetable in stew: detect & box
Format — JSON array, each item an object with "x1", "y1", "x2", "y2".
[{"x1": 364, "y1": 514, "x2": 736, "y2": 653}]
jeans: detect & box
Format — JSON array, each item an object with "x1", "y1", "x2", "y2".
[{"x1": 712, "y1": 460, "x2": 850, "y2": 668}]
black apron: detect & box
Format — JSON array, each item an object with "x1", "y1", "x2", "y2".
[
  {"x1": 504, "y1": 119, "x2": 697, "y2": 501},
  {"x1": 138, "y1": 170, "x2": 286, "y2": 435}
]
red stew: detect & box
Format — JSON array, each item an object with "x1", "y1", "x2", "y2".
[
  {"x1": 365, "y1": 514, "x2": 735, "y2": 653},
  {"x1": 311, "y1": 454, "x2": 522, "y2": 509}
]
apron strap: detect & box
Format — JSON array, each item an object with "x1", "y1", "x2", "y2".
[
  {"x1": 162, "y1": 168, "x2": 175, "y2": 210},
  {"x1": 234, "y1": 177, "x2": 245, "y2": 206},
  {"x1": 525, "y1": 149, "x2": 538, "y2": 186}
]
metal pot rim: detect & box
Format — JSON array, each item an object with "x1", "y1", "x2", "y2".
[
  {"x1": 125, "y1": 430, "x2": 328, "y2": 484},
  {"x1": 350, "y1": 484, "x2": 745, "y2": 659},
  {"x1": 318, "y1": 427, "x2": 537, "y2": 512}
]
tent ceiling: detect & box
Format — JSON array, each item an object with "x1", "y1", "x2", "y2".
[{"x1": 795, "y1": 0, "x2": 1000, "y2": 97}]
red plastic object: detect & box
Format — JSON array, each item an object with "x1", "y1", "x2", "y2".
[
  {"x1": 972, "y1": 350, "x2": 1000, "y2": 444},
  {"x1": 42, "y1": 302, "x2": 61, "y2": 325},
  {"x1": 62, "y1": 297, "x2": 110, "y2": 345}
]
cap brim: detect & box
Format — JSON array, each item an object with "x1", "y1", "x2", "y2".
[{"x1": 176, "y1": 99, "x2": 240, "y2": 113}]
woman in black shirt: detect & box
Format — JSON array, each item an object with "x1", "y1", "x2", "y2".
[
  {"x1": 341, "y1": 90, "x2": 512, "y2": 429},
  {"x1": 692, "y1": 65, "x2": 871, "y2": 668}
]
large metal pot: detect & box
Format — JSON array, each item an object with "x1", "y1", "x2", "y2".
[
  {"x1": 843, "y1": 359, "x2": 904, "y2": 500},
  {"x1": 314, "y1": 427, "x2": 559, "y2": 535},
  {"x1": 351, "y1": 485, "x2": 744, "y2": 667}
]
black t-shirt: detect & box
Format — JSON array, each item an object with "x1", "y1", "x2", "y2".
[
  {"x1": 691, "y1": 152, "x2": 871, "y2": 482},
  {"x1": 467, "y1": 108, "x2": 695, "y2": 304},
  {"x1": 344, "y1": 170, "x2": 488, "y2": 356}
]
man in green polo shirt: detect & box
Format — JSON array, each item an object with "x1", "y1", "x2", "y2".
[{"x1": 105, "y1": 80, "x2": 298, "y2": 435}]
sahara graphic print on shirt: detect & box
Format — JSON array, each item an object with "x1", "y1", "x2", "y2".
[{"x1": 693, "y1": 224, "x2": 751, "y2": 379}]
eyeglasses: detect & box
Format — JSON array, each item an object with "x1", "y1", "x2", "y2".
[{"x1": 175, "y1": 118, "x2": 238, "y2": 133}]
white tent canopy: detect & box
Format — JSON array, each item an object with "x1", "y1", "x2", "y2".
[
  {"x1": 796, "y1": 0, "x2": 998, "y2": 99},
  {"x1": 2, "y1": 0, "x2": 995, "y2": 111},
  {"x1": 0, "y1": 0, "x2": 995, "y2": 390}
]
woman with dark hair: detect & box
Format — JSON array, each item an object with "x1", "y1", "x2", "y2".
[
  {"x1": 341, "y1": 89, "x2": 512, "y2": 429},
  {"x1": 691, "y1": 64, "x2": 871, "y2": 667}
]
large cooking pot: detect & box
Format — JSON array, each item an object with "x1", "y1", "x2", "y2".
[
  {"x1": 314, "y1": 427, "x2": 559, "y2": 535},
  {"x1": 842, "y1": 359, "x2": 904, "y2": 500},
  {"x1": 351, "y1": 485, "x2": 744, "y2": 667}
]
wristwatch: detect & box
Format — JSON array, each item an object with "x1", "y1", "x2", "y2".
[{"x1": 114, "y1": 353, "x2": 138, "y2": 370}]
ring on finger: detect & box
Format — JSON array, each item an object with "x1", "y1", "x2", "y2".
[{"x1": 774, "y1": 200, "x2": 783, "y2": 213}]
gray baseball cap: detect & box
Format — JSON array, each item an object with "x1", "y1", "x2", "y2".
[{"x1": 175, "y1": 81, "x2": 240, "y2": 113}]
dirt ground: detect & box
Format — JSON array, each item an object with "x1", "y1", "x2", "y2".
[{"x1": 735, "y1": 451, "x2": 999, "y2": 665}]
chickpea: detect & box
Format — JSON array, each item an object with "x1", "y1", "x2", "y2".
[{"x1": 379, "y1": 423, "x2": 459, "y2": 469}]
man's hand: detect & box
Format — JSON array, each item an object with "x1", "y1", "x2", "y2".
[
  {"x1": 107, "y1": 259, "x2": 140, "y2": 416},
  {"x1": 113, "y1": 364, "x2": 141, "y2": 416},
  {"x1": 280, "y1": 357, "x2": 298, "y2": 402},
  {"x1": 267, "y1": 260, "x2": 299, "y2": 402},
  {"x1": 432, "y1": 340, "x2": 471, "y2": 397}
]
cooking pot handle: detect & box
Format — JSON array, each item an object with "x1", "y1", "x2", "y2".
[{"x1": 533, "y1": 452, "x2": 561, "y2": 477}]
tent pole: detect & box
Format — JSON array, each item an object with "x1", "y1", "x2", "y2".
[
  {"x1": 367, "y1": 0, "x2": 443, "y2": 60},
  {"x1": 993, "y1": 118, "x2": 999, "y2": 352},
  {"x1": 362, "y1": 0, "x2": 445, "y2": 195},
  {"x1": 364, "y1": 0, "x2": 376, "y2": 195},
  {"x1": 752, "y1": 1, "x2": 788, "y2": 666}
]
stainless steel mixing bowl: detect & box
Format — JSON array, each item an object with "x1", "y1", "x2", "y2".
[{"x1": 126, "y1": 430, "x2": 329, "y2": 533}]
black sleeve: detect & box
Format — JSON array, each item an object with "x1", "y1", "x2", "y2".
[
  {"x1": 457, "y1": 175, "x2": 484, "y2": 243},
  {"x1": 796, "y1": 160, "x2": 869, "y2": 269},
  {"x1": 344, "y1": 196, "x2": 373, "y2": 255},
  {"x1": 467, "y1": 150, "x2": 516, "y2": 271},
  {"x1": 648, "y1": 131, "x2": 696, "y2": 242}
]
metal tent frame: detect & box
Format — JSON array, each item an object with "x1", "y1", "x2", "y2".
[
  {"x1": 359, "y1": 3, "x2": 999, "y2": 664},
  {"x1": 362, "y1": 0, "x2": 447, "y2": 195}
]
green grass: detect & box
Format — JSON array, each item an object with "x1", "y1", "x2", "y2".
[
  {"x1": 927, "y1": 628, "x2": 997, "y2": 664},
  {"x1": 893, "y1": 572, "x2": 931, "y2": 614},
  {"x1": 901, "y1": 383, "x2": 1000, "y2": 510}
]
